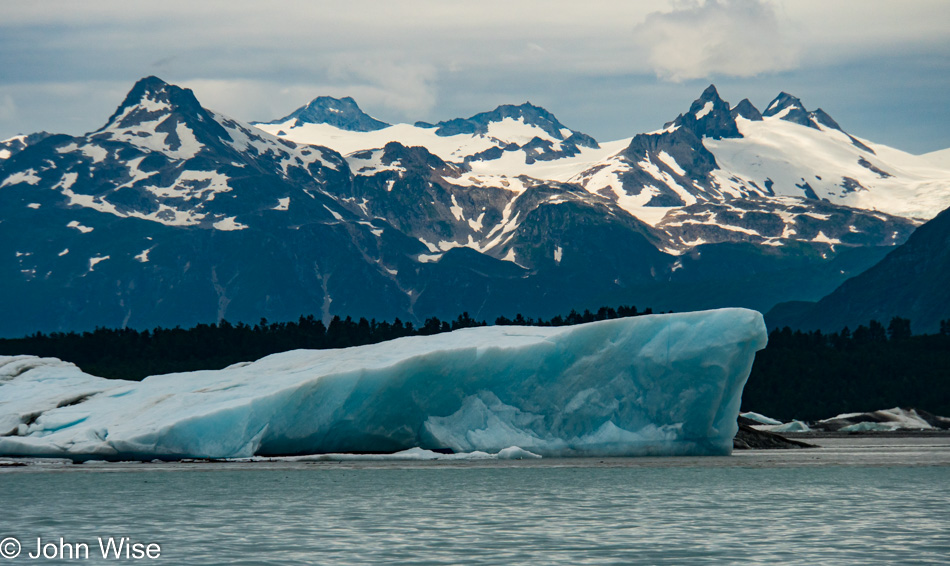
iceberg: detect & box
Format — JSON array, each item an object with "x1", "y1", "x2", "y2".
[{"x1": 0, "y1": 308, "x2": 767, "y2": 460}]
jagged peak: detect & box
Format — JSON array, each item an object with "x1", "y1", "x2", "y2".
[
  {"x1": 731, "y1": 99, "x2": 763, "y2": 121},
  {"x1": 762, "y1": 92, "x2": 854, "y2": 137},
  {"x1": 763, "y1": 92, "x2": 822, "y2": 130},
  {"x1": 262, "y1": 95, "x2": 390, "y2": 132},
  {"x1": 698, "y1": 84, "x2": 725, "y2": 103},
  {"x1": 808, "y1": 108, "x2": 842, "y2": 131},
  {"x1": 763, "y1": 92, "x2": 806, "y2": 116},
  {"x1": 667, "y1": 84, "x2": 740, "y2": 140}
]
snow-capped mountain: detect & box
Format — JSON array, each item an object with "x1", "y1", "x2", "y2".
[
  {"x1": 1, "y1": 77, "x2": 947, "y2": 337},
  {"x1": 2, "y1": 76, "x2": 357, "y2": 231},
  {"x1": 258, "y1": 85, "x2": 941, "y2": 253}
]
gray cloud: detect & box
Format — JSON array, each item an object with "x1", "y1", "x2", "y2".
[
  {"x1": 0, "y1": 95, "x2": 16, "y2": 122},
  {"x1": 1, "y1": 1, "x2": 950, "y2": 152},
  {"x1": 636, "y1": 0, "x2": 799, "y2": 82}
]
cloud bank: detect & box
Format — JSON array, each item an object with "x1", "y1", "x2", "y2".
[{"x1": 636, "y1": 0, "x2": 799, "y2": 82}]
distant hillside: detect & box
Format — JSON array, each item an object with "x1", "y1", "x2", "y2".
[{"x1": 767, "y1": 204, "x2": 950, "y2": 334}]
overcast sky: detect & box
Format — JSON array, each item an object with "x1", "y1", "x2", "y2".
[{"x1": 2, "y1": 0, "x2": 948, "y2": 153}]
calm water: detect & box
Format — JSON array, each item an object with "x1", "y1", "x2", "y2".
[{"x1": 2, "y1": 438, "x2": 949, "y2": 565}]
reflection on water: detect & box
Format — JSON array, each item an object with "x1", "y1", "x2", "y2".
[{"x1": 2, "y1": 437, "x2": 949, "y2": 565}]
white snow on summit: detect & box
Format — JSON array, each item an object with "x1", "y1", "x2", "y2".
[
  {"x1": 256, "y1": 96, "x2": 950, "y2": 229},
  {"x1": 704, "y1": 116, "x2": 950, "y2": 220}
]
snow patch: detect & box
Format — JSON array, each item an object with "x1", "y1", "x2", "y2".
[
  {"x1": 323, "y1": 205, "x2": 344, "y2": 221},
  {"x1": 87, "y1": 256, "x2": 110, "y2": 272},
  {"x1": 1, "y1": 169, "x2": 41, "y2": 187},
  {"x1": 657, "y1": 151, "x2": 687, "y2": 176},
  {"x1": 695, "y1": 101, "x2": 714, "y2": 120},
  {"x1": 468, "y1": 212, "x2": 486, "y2": 232},
  {"x1": 66, "y1": 221, "x2": 94, "y2": 234},
  {"x1": 417, "y1": 253, "x2": 443, "y2": 263},
  {"x1": 142, "y1": 170, "x2": 232, "y2": 202},
  {"x1": 449, "y1": 195, "x2": 465, "y2": 222},
  {"x1": 212, "y1": 217, "x2": 248, "y2": 231}
]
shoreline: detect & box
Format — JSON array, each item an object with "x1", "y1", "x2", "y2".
[
  {"x1": 2, "y1": 434, "x2": 949, "y2": 472},
  {"x1": 780, "y1": 429, "x2": 950, "y2": 439}
]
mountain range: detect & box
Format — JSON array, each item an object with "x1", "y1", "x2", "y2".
[{"x1": 1, "y1": 76, "x2": 948, "y2": 337}]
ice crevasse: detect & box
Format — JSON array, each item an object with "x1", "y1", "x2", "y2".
[{"x1": 0, "y1": 308, "x2": 767, "y2": 460}]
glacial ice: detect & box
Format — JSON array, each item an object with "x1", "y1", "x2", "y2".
[
  {"x1": 740, "y1": 411, "x2": 782, "y2": 426},
  {"x1": 0, "y1": 308, "x2": 767, "y2": 460},
  {"x1": 770, "y1": 420, "x2": 812, "y2": 433}
]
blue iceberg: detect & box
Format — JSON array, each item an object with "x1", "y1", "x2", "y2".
[{"x1": 0, "y1": 308, "x2": 767, "y2": 460}]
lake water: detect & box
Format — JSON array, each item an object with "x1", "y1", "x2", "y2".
[{"x1": 2, "y1": 437, "x2": 949, "y2": 565}]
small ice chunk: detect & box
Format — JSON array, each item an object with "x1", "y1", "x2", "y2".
[
  {"x1": 771, "y1": 420, "x2": 811, "y2": 433},
  {"x1": 496, "y1": 446, "x2": 542, "y2": 460},
  {"x1": 740, "y1": 411, "x2": 782, "y2": 426}
]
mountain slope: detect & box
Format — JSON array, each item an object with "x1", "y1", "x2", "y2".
[
  {"x1": 0, "y1": 132, "x2": 53, "y2": 162},
  {"x1": 766, "y1": 204, "x2": 950, "y2": 334}
]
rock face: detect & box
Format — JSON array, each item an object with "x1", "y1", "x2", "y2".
[
  {"x1": 0, "y1": 309, "x2": 767, "y2": 460},
  {"x1": 733, "y1": 421, "x2": 815, "y2": 450}
]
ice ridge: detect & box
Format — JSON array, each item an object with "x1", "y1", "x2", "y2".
[{"x1": 0, "y1": 309, "x2": 766, "y2": 460}]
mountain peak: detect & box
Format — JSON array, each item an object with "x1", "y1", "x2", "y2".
[
  {"x1": 698, "y1": 84, "x2": 723, "y2": 102},
  {"x1": 132, "y1": 75, "x2": 170, "y2": 94},
  {"x1": 808, "y1": 108, "x2": 841, "y2": 131},
  {"x1": 667, "y1": 84, "x2": 740, "y2": 140},
  {"x1": 763, "y1": 92, "x2": 854, "y2": 137},
  {"x1": 420, "y1": 102, "x2": 598, "y2": 148},
  {"x1": 731, "y1": 99, "x2": 763, "y2": 121},
  {"x1": 262, "y1": 96, "x2": 390, "y2": 132},
  {"x1": 763, "y1": 92, "x2": 806, "y2": 118},
  {"x1": 98, "y1": 76, "x2": 208, "y2": 134}
]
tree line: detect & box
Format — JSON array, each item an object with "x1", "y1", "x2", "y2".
[
  {"x1": 743, "y1": 317, "x2": 950, "y2": 421},
  {"x1": 0, "y1": 305, "x2": 649, "y2": 381},
  {"x1": 2, "y1": 309, "x2": 948, "y2": 421}
]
